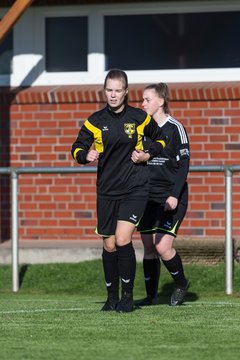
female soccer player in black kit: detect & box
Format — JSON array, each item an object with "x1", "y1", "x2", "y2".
[
  {"x1": 71, "y1": 70, "x2": 168, "y2": 312},
  {"x1": 137, "y1": 83, "x2": 190, "y2": 306}
]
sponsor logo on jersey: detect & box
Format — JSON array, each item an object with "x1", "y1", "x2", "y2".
[
  {"x1": 164, "y1": 221, "x2": 172, "y2": 229},
  {"x1": 130, "y1": 214, "x2": 137, "y2": 222},
  {"x1": 124, "y1": 123, "x2": 135, "y2": 138},
  {"x1": 180, "y1": 148, "x2": 190, "y2": 157},
  {"x1": 148, "y1": 157, "x2": 168, "y2": 166}
]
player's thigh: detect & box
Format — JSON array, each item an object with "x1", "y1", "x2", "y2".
[
  {"x1": 116, "y1": 195, "x2": 148, "y2": 246},
  {"x1": 96, "y1": 197, "x2": 119, "y2": 237},
  {"x1": 118, "y1": 195, "x2": 148, "y2": 226}
]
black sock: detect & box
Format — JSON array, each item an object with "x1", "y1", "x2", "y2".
[
  {"x1": 117, "y1": 242, "x2": 136, "y2": 294},
  {"x1": 143, "y1": 258, "x2": 160, "y2": 298},
  {"x1": 162, "y1": 252, "x2": 188, "y2": 288},
  {"x1": 102, "y1": 248, "x2": 119, "y2": 299}
]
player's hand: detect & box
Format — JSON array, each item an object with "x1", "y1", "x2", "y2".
[
  {"x1": 131, "y1": 149, "x2": 150, "y2": 163},
  {"x1": 164, "y1": 196, "x2": 178, "y2": 211},
  {"x1": 86, "y1": 150, "x2": 99, "y2": 162}
]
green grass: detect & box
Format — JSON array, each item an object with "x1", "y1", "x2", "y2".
[{"x1": 0, "y1": 261, "x2": 240, "y2": 360}]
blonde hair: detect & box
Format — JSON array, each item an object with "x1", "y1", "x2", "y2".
[{"x1": 144, "y1": 83, "x2": 170, "y2": 114}]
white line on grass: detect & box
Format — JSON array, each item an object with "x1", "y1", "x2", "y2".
[
  {"x1": 185, "y1": 301, "x2": 240, "y2": 307},
  {"x1": 0, "y1": 301, "x2": 240, "y2": 315},
  {"x1": 0, "y1": 299, "x2": 84, "y2": 303},
  {"x1": 0, "y1": 308, "x2": 90, "y2": 314}
]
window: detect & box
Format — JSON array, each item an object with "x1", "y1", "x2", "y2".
[
  {"x1": 45, "y1": 16, "x2": 88, "y2": 72},
  {"x1": 3, "y1": 2, "x2": 240, "y2": 86},
  {"x1": 105, "y1": 11, "x2": 240, "y2": 70},
  {"x1": 0, "y1": 29, "x2": 13, "y2": 75}
]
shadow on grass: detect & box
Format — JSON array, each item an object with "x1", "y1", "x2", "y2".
[
  {"x1": 135, "y1": 282, "x2": 199, "y2": 306},
  {"x1": 19, "y1": 264, "x2": 29, "y2": 288},
  {"x1": 94, "y1": 282, "x2": 198, "y2": 309}
]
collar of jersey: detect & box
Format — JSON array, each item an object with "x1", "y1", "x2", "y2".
[{"x1": 107, "y1": 105, "x2": 126, "y2": 118}]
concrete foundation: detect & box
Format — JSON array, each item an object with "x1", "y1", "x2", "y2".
[{"x1": 0, "y1": 238, "x2": 238, "y2": 265}]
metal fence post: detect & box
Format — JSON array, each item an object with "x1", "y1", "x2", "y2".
[
  {"x1": 5, "y1": 165, "x2": 237, "y2": 294},
  {"x1": 225, "y1": 167, "x2": 233, "y2": 295},
  {"x1": 11, "y1": 169, "x2": 19, "y2": 292}
]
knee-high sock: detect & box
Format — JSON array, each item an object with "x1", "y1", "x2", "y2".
[
  {"x1": 102, "y1": 248, "x2": 119, "y2": 298},
  {"x1": 143, "y1": 258, "x2": 160, "y2": 298},
  {"x1": 162, "y1": 252, "x2": 188, "y2": 288},
  {"x1": 117, "y1": 242, "x2": 136, "y2": 294}
]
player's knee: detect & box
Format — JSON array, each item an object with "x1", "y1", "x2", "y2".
[
  {"x1": 157, "y1": 246, "x2": 175, "y2": 260},
  {"x1": 115, "y1": 236, "x2": 129, "y2": 246},
  {"x1": 103, "y1": 236, "x2": 116, "y2": 252},
  {"x1": 103, "y1": 242, "x2": 116, "y2": 252}
]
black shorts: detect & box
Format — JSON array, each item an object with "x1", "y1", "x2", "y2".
[
  {"x1": 137, "y1": 191, "x2": 188, "y2": 237},
  {"x1": 96, "y1": 193, "x2": 148, "y2": 237}
]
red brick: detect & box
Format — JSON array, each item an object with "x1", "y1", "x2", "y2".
[
  {"x1": 20, "y1": 121, "x2": 38, "y2": 128},
  {"x1": 204, "y1": 110, "x2": 223, "y2": 116},
  {"x1": 190, "y1": 101, "x2": 209, "y2": 108},
  {"x1": 34, "y1": 112, "x2": 53, "y2": 120},
  {"x1": 210, "y1": 101, "x2": 230, "y2": 108},
  {"x1": 209, "y1": 135, "x2": 228, "y2": 142},
  {"x1": 206, "y1": 229, "x2": 225, "y2": 236},
  {"x1": 225, "y1": 109, "x2": 240, "y2": 116},
  {"x1": 53, "y1": 113, "x2": 72, "y2": 120},
  {"x1": 183, "y1": 109, "x2": 203, "y2": 117},
  {"x1": 189, "y1": 203, "x2": 209, "y2": 211},
  {"x1": 1, "y1": 83, "x2": 240, "y2": 243},
  {"x1": 225, "y1": 126, "x2": 240, "y2": 134},
  {"x1": 39, "y1": 137, "x2": 57, "y2": 144},
  {"x1": 205, "y1": 144, "x2": 224, "y2": 151},
  {"x1": 40, "y1": 219, "x2": 59, "y2": 227}
]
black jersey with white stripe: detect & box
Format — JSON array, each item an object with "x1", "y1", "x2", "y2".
[
  {"x1": 71, "y1": 105, "x2": 168, "y2": 198},
  {"x1": 144, "y1": 115, "x2": 190, "y2": 200}
]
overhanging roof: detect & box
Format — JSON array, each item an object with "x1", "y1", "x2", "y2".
[
  {"x1": 0, "y1": 0, "x2": 185, "y2": 6},
  {"x1": 0, "y1": 0, "x2": 149, "y2": 5},
  {"x1": 0, "y1": 0, "x2": 34, "y2": 42}
]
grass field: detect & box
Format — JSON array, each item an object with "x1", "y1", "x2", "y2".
[{"x1": 0, "y1": 260, "x2": 240, "y2": 360}]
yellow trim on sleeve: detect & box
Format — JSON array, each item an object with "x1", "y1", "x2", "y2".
[
  {"x1": 84, "y1": 120, "x2": 104, "y2": 153},
  {"x1": 135, "y1": 115, "x2": 167, "y2": 150},
  {"x1": 157, "y1": 139, "x2": 167, "y2": 149},
  {"x1": 73, "y1": 148, "x2": 82, "y2": 161},
  {"x1": 135, "y1": 114, "x2": 151, "y2": 150}
]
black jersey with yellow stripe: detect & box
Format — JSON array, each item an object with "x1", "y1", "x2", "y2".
[{"x1": 71, "y1": 105, "x2": 167, "y2": 198}]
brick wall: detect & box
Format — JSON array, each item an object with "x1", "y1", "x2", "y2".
[{"x1": 0, "y1": 83, "x2": 239, "y2": 243}]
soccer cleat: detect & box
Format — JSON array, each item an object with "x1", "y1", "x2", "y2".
[
  {"x1": 101, "y1": 296, "x2": 119, "y2": 311},
  {"x1": 136, "y1": 295, "x2": 159, "y2": 307},
  {"x1": 116, "y1": 292, "x2": 134, "y2": 313},
  {"x1": 170, "y1": 281, "x2": 190, "y2": 306}
]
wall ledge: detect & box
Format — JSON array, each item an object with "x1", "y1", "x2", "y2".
[{"x1": 0, "y1": 82, "x2": 240, "y2": 104}]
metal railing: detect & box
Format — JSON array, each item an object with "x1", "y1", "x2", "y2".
[{"x1": 1, "y1": 165, "x2": 239, "y2": 294}]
